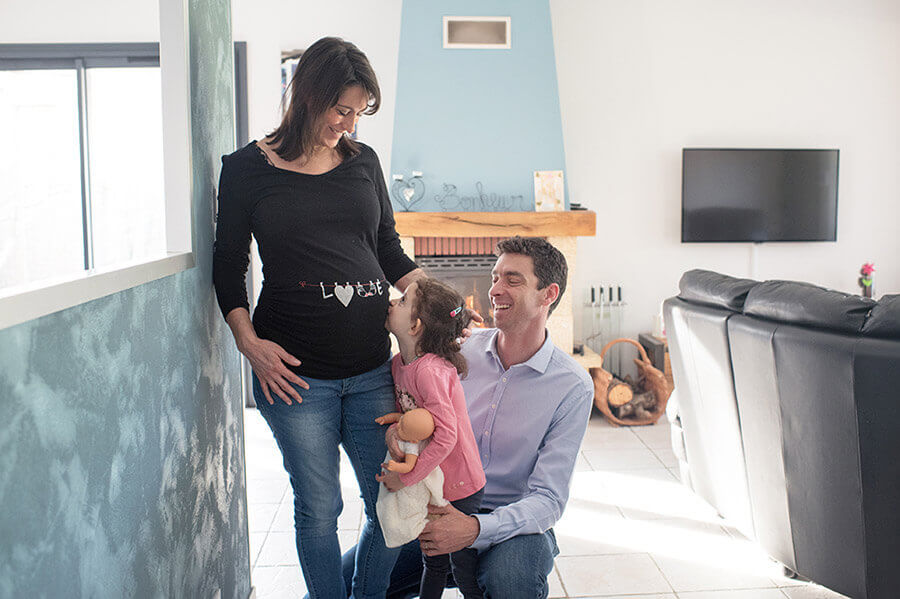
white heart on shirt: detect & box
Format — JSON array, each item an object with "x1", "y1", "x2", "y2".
[{"x1": 334, "y1": 284, "x2": 354, "y2": 307}]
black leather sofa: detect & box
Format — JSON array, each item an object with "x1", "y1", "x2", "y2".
[{"x1": 663, "y1": 269, "x2": 900, "y2": 599}]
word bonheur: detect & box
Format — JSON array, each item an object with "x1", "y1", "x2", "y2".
[{"x1": 435, "y1": 182, "x2": 524, "y2": 212}]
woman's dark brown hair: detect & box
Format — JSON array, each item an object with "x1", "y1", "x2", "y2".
[
  {"x1": 413, "y1": 278, "x2": 469, "y2": 378},
  {"x1": 269, "y1": 37, "x2": 381, "y2": 161}
]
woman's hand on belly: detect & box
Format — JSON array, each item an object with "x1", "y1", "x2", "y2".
[{"x1": 242, "y1": 337, "x2": 310, "y2": 405}]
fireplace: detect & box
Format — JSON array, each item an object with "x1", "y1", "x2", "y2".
[
  {"x1": 417, "y1": 254, "x2": 497, "y2": 328},
  {"x1": 414, "y1": 236, "x2": 505, "y2": 328}
]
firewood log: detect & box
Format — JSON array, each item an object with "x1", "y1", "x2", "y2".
[
  {"x1": 614, "y1": 391, "x2": 658, "y2": 420},
  {"x1": 607, "y1": 376, "x2": 634, "y2": 406}
]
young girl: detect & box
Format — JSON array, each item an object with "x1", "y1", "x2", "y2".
[{"x1": 377, "y1": 277, "x2": 486, "y2": 599}]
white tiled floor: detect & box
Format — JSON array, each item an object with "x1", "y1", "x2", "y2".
[{"x1": 244, "y1": 408, "x2": 850, "y2": 599}]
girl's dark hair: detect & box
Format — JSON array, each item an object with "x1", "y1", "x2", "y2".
[
  {"x1": 413, "y1": 278, "x2": 469, "y2": 378},
  {"x1": 268, "y1": 37, "x2": 381, "y2": 162}
]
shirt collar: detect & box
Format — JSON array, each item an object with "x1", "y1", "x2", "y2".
[{"x1": 485, "y1": 328, "x2": 554, "y2": 374}]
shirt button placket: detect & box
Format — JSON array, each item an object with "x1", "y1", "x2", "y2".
[{"x1": 483, "y1": 375, "x2": 508, "y2": 466}]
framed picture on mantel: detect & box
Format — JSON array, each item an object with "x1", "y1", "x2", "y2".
[{"x1": 534, "y1": 170, "x2": 564, "y2": 211}]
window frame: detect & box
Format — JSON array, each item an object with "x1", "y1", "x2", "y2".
[{"x1": 0, "y1": 0, "x2": 196, "y2": 330}]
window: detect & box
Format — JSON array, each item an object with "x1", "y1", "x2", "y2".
[
  {"x1": 0, "y1": 44, "x2": 166, "y2": 289},
  {"x1": 0, "y1": 0, "x2": 194, "y2": 329},
  {"x1": 0, "y1": 68, "x2": 84, "y2": 288},
  {"x1": 87, "y1": 65, "x2": 167, "y2": 269}
]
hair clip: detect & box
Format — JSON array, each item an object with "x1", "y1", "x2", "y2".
[{"x1": 449, "y1": 306, "x2": 463, "y2": 318}]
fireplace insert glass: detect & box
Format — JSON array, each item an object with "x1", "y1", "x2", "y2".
[{"x1": 417, "y1": 255, "x2": 495, "y2": 328}]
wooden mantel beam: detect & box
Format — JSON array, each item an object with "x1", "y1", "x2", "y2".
[{"x1": 393, "y1": 211, "x2": 596, "y2": 238}]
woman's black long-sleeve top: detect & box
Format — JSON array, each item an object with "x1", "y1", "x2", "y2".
[{"x1": 213, "y1": 141, "x2": 417, "y2": 380}]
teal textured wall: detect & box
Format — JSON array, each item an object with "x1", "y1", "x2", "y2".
[
  {"x1": 0, "y1": 0, "x2": 250, "y2": 597},
  {"x1": 390, "y1": 0, "x2": 567, "y2": 213}
]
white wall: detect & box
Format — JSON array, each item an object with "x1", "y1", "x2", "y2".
[
  {"x1": 551, "y1": 0, "x2": 900, "y2": 345},
  {"x1": 0, "y1": 0, "x2": 158, "y2": 40}
]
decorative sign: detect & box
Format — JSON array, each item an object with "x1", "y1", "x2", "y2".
[
  {"x1": 298, "y1": 279, "x2": 388, "y2": 308},
  {"x1": 434, "y1": 182, "x2": 526, "y2": 212},
  {"x1": 534, "y1": 170, "x2": 564, "y2": 211}
]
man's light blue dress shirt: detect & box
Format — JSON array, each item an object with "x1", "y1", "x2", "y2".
[{"x1": 461, "y1": 328, "x2": 594, "y2": 551}]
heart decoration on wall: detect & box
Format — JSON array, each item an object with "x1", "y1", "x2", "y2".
[{"x1": 390, "y1": 175, "x2": 426, "y2": 212}]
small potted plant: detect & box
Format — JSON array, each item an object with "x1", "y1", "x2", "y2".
[{"x1": 858, "y1": 262, "x2": 875, "y2": 298}]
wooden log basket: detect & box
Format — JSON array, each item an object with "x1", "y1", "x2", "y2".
[{"x1": 592, "y1": 338, "x2": 673, "y2": 427}]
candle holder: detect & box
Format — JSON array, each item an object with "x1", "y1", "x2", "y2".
[{"x1": 390, "y1": 171, "x2": 425, "y2": 212}]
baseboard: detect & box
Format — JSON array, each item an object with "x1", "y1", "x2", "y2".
[{"x1": 247, "y1": 586, "x2": 256, "y2": 599}]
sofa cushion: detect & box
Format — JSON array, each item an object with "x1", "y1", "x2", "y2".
[
  {"x1": 862, "y1": 295, "x2": 900, "y2": 339},
  {"x1": 743, "y1": 280, "x2": 875, "y2": 334},
  {"x1": 678, "y1": 269, "x2": 759, "y2": 311}
]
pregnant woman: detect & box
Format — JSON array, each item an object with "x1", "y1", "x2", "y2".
[{"x1": 213, "y1": 37, "x2": 423, "y2": 598}]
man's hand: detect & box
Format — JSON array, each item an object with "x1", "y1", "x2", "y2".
[
  {"x1": 459, "y1": 309, "x2": 484, "y2": 342},
  {"x1": 385, "y1": 423, "x2": 406, "y2": 461},
  {"x1": 375, "y1": 465, "x2": 406, "y2": 492},
  {"x1": 418, "y1": 503, "x2": 480, "y2": 556}
]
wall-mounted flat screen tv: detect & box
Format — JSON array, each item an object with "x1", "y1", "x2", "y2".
[{"x1": 682, "y1": 148, "x2": 839, "y2": 242}]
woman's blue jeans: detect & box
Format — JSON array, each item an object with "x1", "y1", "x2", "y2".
[{"x1": 253, "y1": 361, "x2": 400, "y2": 599}]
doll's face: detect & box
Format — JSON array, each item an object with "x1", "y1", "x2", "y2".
[{"x1": 386, "y1": 281, "x2": 418, "y2": 336}]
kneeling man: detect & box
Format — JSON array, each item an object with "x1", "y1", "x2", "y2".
[{"x1": 346, "y1": 236, "x2": 594, "y2": 598}]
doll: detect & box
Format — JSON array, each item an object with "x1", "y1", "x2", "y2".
[
  {"x1": 374, "y1": 408, "x2": 448, "y2": 548},
  {"x1": 376, "y1": 408, "x2": 438, "y2": 474}
]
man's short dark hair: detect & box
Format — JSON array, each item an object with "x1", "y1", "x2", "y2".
[{"x1": 495, "y1": 236, "x2": 568, "y2": 314}]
